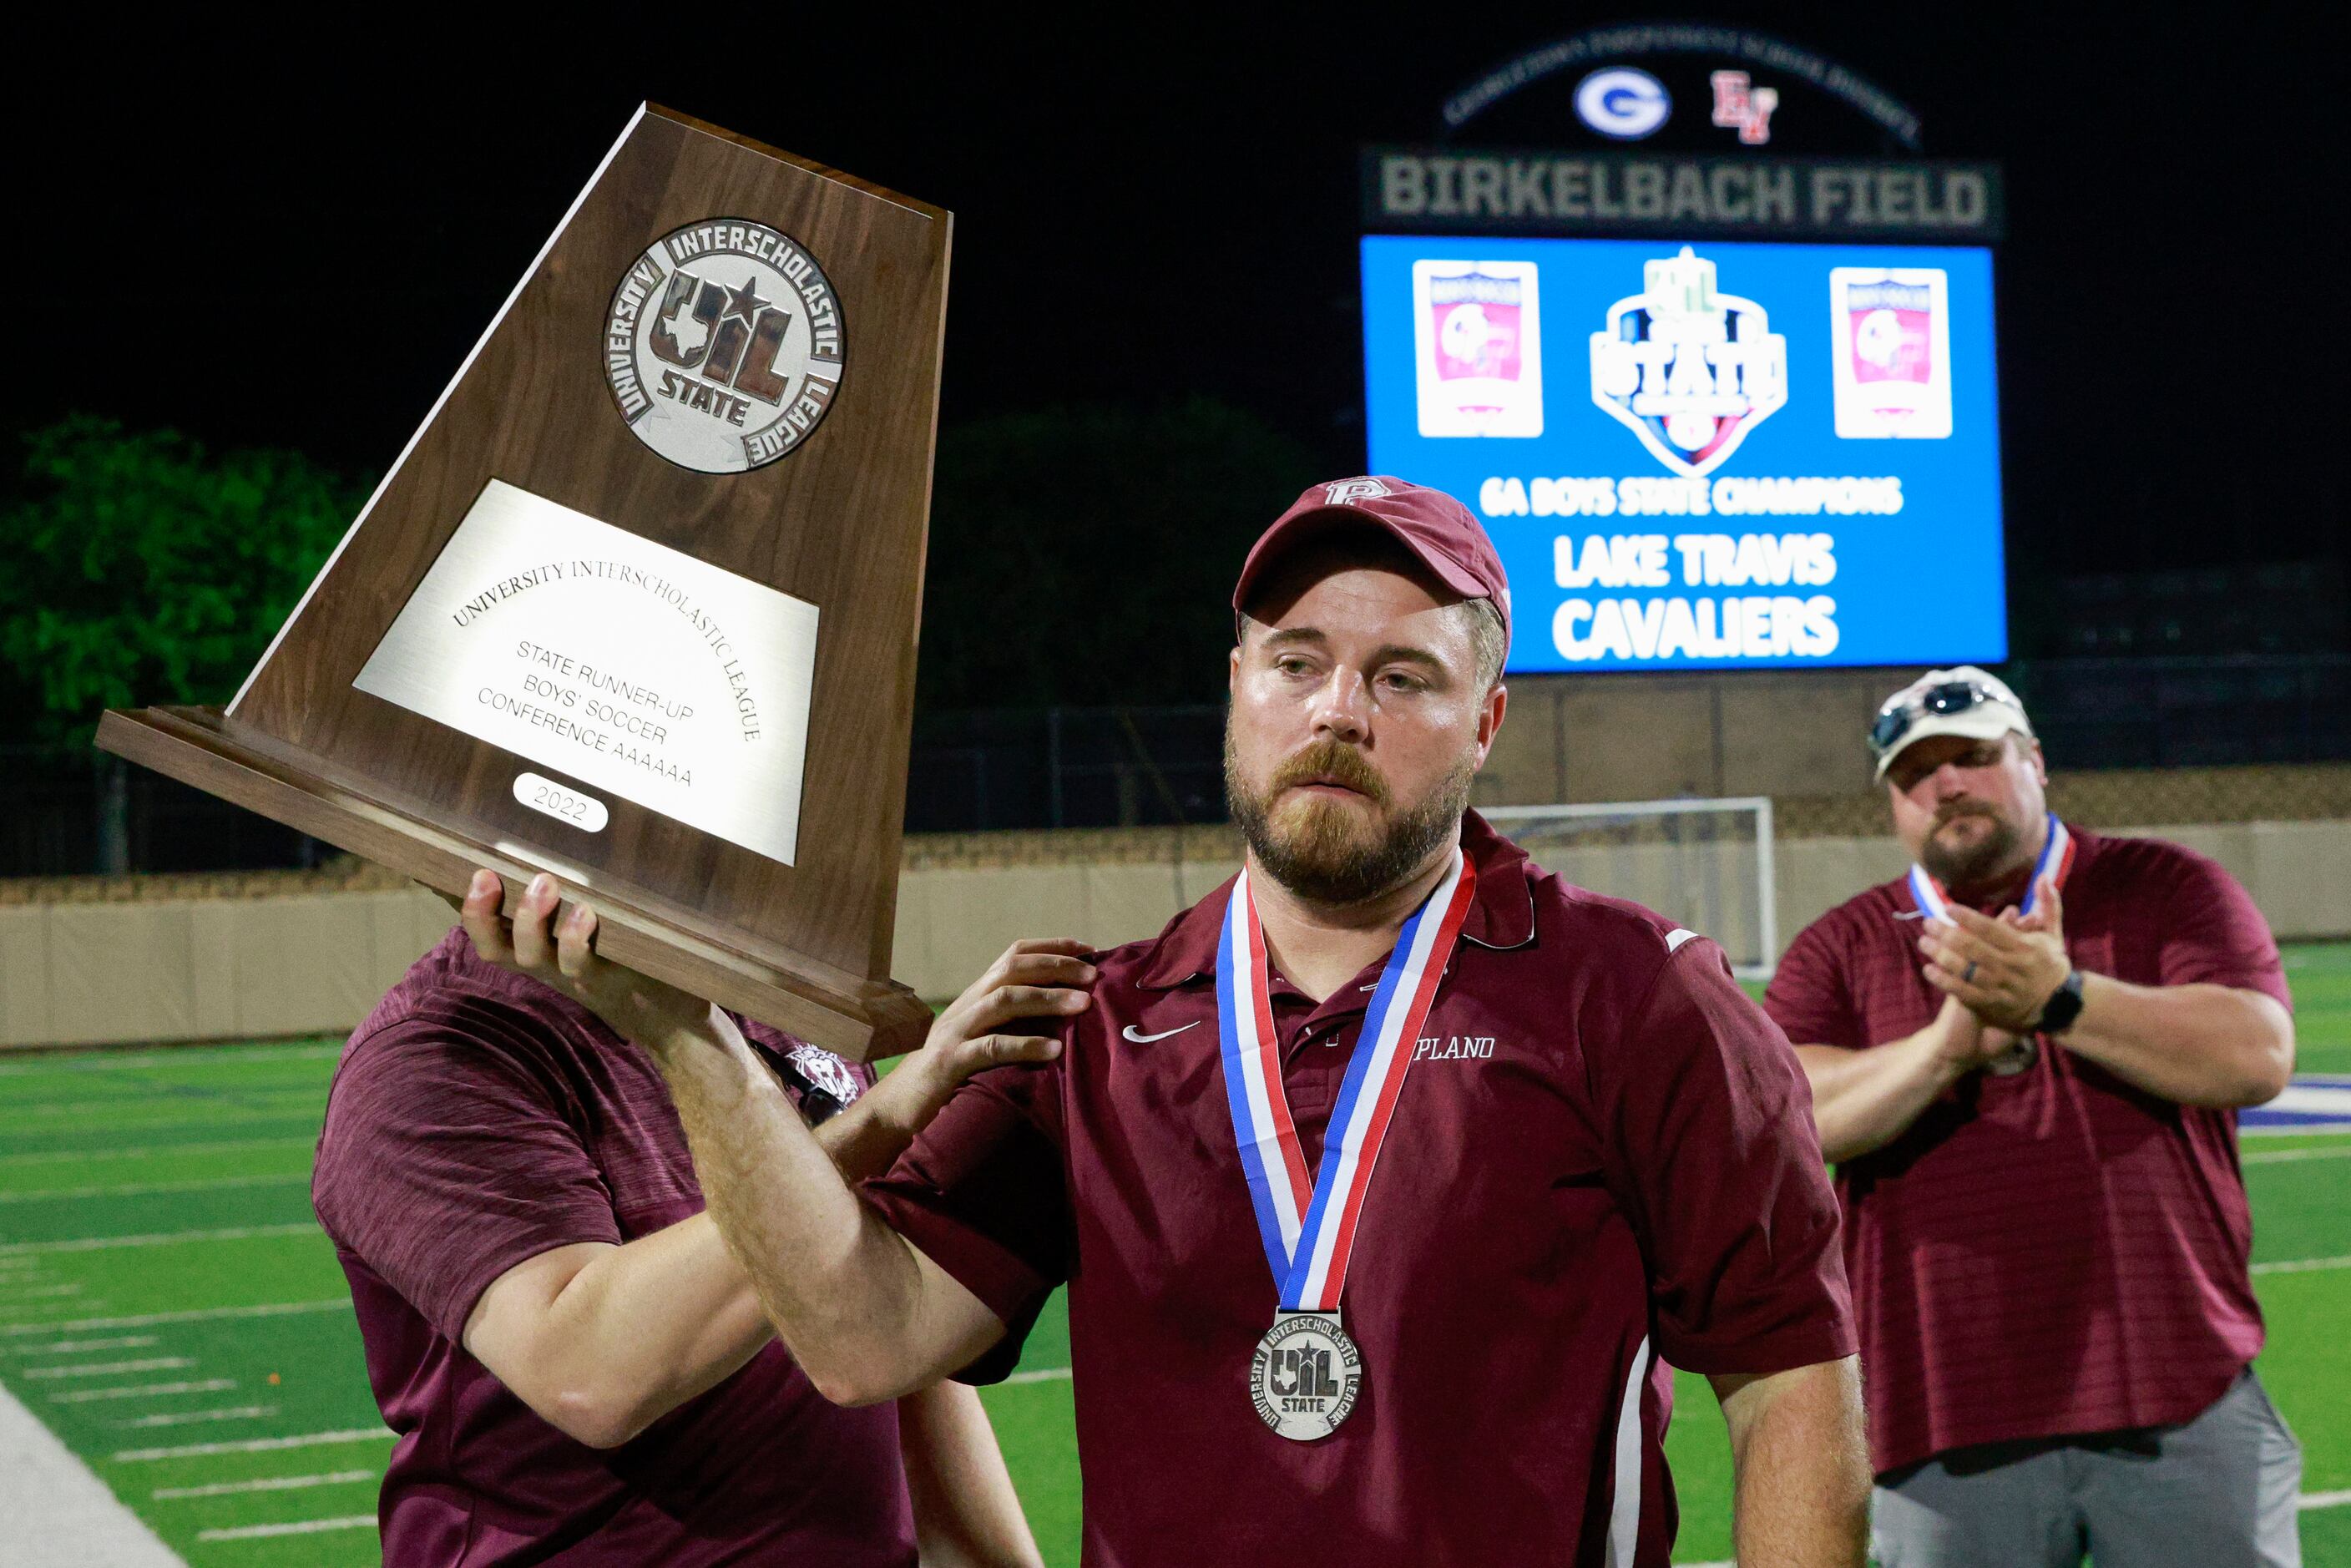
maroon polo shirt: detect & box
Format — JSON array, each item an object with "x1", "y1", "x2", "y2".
[
  {"x1": 312, "y1": 928, "x2": 913, "y2": 1568},
  {"x1": 863, "y1": 811, "x2": 1853, "y2": 1567},
  {"x1": 1763, "y1": 824, "x2": 2290, "y2": 1475}
]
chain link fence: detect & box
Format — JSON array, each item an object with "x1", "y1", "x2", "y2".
[
  {"x1": 906, "y1": 706, "x2": 1226, "y2": 834},
  {"x1": 2008, "y1": 655, "x2": 2351, "y2": 771},
  {"x1": 0, "y1": 746, "x2": 328, "y2": 878}
]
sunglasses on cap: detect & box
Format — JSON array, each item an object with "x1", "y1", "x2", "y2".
[{"x1": 1868, "y1": 679, "x2": 2006, "y2": 756}]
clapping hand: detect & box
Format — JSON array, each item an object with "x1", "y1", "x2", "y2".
[
  {"x1": 1922, "y1": 993, "x2": 2027, "y2": 1075},
  {"x1": 1917, "y1": 872, "x2": 2070, "y2": 1034}
]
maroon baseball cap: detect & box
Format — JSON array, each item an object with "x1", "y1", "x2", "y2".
[{"x1": 1232, "y1": 476, "x2": 1511, "y2": 641}]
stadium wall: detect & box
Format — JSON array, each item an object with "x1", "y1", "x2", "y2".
[
  {"x1": 1479, "y1": 670, "x2": 1922, "y2": 801},
  {"x1": 3, "y1": 764, "x2": 2348, "y2": 1050}
]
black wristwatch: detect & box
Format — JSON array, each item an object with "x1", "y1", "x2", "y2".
[{"x1": 2033, "y1": 969, "x2": 2086, "y2": 1035}]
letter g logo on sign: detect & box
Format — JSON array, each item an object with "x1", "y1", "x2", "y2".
[{"x1": 1575, "y1": 68, "x2": 1671, "y2": 141}]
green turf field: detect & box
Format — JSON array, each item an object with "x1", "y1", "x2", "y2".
[{"x1": 3, "y1": 945, "x2": 2348, "y2": 1565}]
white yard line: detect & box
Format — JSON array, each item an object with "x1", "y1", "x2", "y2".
[
  {"x1": 2261, "y1": 1085, "x2": 2351, "y2": 1113},
  {"x1": 114, "y1": 1426, "x2": 392, "y2": 1463},
  {"x1": 0, "y1": 1223, "x2": 317, "y2": 1257},
  {"x1": 2242, "y1": 1145, "x2": 2351, "y2": 1165},
  {"x1": 50, "y1": 1380, "x2": 237, "y2": 1405},
  {"x1": 2, "y1": 1298, "x2": 347, "y2": 1338},
  {"x1": 0, "y1": 1043, "x2": 339, "y2": 1076},
  {"x1": 0, "y1": 1172, "x2": 310, "y2": 1204},
  {"x1": 0, "y1": 1379, "x2": 185, "y2": 1565},
  {"x1": 199, "y1": 1514, "x2": 376, "y2": 1542},
  {"x1": 0, "y1": 1282, "x2": 83, "y2": 1298},
  {"x1": 2250, "y1": 1255, "x2": 2351, "y2": 1276},
  {"x1": 119, "y1": 1404, "x2": 276, "y2": 1429},
  {"x1": 2242, "y1": 1084, "x2": 2351, "y2": 1135},
  {"x1": 23, "y1": 1358, "x2": 194, "y2": 1379},
  {"x1": 0, "y1": 1136, "x2": 316, "y2": 1168},
  {"x1": 2304, "y1": 1490, "x2": 2351, "y2": 1510},
  {"x1": 2, "y1": 1098, "x2": 322, "y2": 1123},
  {"x1": 153, "y1": 1469, "x2": 374, "y2": 1500},
  {"x1": 1000, "y1": 1366, "x2": 1073, "y2": 1385},
  {"x1": 11, "y1": 1337, "x2": 159, "y2": 1356}
]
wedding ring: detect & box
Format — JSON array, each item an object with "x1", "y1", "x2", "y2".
[{"x1": 1963, "y1": 960, "x2": 1979, "y2": 983}]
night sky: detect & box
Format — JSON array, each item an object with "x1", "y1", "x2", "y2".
[{"x1": 13, "y1": 7, "x2": 2341, "y2": 584}]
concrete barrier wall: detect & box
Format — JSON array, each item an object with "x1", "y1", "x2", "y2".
[
  {"x1": 5, "y1": 817, "x2": 2347, "y2": 1051},
  {"x1": 1479, "y1": 669, "x2": 1919, "y2": 803},
  {"x1": 899, "y1": 819, "x2": 2351, "y2": 996},
  {"x1": 0, "y1": 891, "x2": 455, "y2": 1049}
]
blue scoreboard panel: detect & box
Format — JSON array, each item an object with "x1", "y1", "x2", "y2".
[{"x1": 1361, "y1": 235, "x2": 2003, "y2": 671}]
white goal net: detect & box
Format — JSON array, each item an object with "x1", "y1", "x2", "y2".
[{"x1": 1484, "y1": 797, "x2": 1777, "y2": 980}]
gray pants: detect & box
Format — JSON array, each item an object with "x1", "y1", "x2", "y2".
[{"x1": 1872, "y1": 1369, "x2": 2303, "y2": 1568}]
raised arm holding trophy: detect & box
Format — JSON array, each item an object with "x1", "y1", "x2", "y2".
[{"x1": 95, "y1": 106, "x2": 1072, "y2": 1565}]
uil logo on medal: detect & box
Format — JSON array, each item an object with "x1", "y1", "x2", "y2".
[
  {"x1": 604, "y1": 218, "x2": 846, "y2": 474},
  {"x1": 1251, "y1": 1310, "x2": 1363, "y2": 1441}
]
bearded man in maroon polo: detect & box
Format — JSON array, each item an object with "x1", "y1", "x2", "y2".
[
  {"x1": 1767, "y1": 666, "x2": 2300, "y2": 1567},
  {"x1": 473, "y1": 478, "x2": 1871, "y2": 1566}
]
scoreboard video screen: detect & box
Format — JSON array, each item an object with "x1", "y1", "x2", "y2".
[{"x1": 1360, "y1": 235, "x2": 2004, "y2": 672}]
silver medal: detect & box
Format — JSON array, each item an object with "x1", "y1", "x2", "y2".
[
  {"x1": 1218, "y1": 855, "x2": 1474, "y2": 1448},
  {"x1": 1250, "y1": 1309, "x2": 1362, "y2": 1441}
]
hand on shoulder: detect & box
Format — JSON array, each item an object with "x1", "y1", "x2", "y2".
[{"x1": 874, "y1": 939, "x2": 1094, "y2": 1132}]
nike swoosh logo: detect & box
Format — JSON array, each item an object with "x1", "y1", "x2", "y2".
[{"x1": 1121, "y1": 1022, "x2": 1201, "y2": 1044}]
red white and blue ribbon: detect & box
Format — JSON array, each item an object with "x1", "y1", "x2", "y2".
[
  {"x1": 1215, "y1": 851, "x2": 1477, "y2": 1313},
  {"x1": 1907, "y1": 812, "x2": 2073, "y2": 923}
]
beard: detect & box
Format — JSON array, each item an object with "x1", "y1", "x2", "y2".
[
  {"x1": 1225, "y1": 730, "x2": 1474, "y2": 906},
  {"x1": 1918, "y1": 799, "x2": 2027, "y2": 892}
]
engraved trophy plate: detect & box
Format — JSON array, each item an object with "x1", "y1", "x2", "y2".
[{"x1": 355, "y1": 479, "x2": 818, "y2": 866}]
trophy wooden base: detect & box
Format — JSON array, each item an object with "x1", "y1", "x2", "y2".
[{"x1": 96, "y1": 706, "x2": 934, "y2": 1062}]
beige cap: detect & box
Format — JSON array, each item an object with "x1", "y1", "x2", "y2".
[{"x1": 1869, "y1": 665, "x2": 2034, "y2": 780}]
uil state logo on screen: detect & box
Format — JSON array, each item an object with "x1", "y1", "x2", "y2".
[
  {"x1": 1589, "y1": 246, "x2": 1787, "y2": 477},
  {"x1": 1829, "y1": 266, "x2": 1954, "y2": 439},
  {"x1": 604, "y1": 219, "x2": 846, "y2": 474},
  {"x1": 1412, "y1": 260, "x2": 1544, "y2": 438}
]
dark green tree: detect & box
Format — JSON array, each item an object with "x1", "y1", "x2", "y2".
[
  {"x1": 0, "y1": 416, "x2": 363, "y2": 746},
  {"x1": 918, "y1": 397, "x2": 1320, "y2": 710}
]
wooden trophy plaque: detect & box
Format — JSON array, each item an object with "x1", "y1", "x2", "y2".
[{"x1": 96, "y1": 104, "x2": 948, "y2": 1060}]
